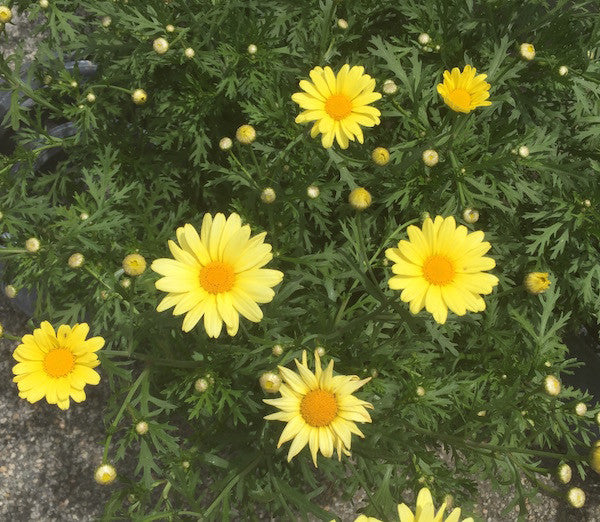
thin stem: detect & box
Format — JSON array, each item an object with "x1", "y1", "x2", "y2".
[{"x1": 102, "y1": 369, "x2": 148, "y2": 463}]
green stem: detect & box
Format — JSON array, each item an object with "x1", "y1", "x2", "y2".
[
  {"x1": 1, "y1": 333, "x2": 21, "y2": 341},
  {"x1": 102, "y1": 369, "x2": 148, "y2": 463},
  {"x1": 411, "y1": 424, "x2": 586, "y2": 462},
  {"x1": 0, "y1": 248, "x2": 27, "y2": 254},
  {"x1": 229, "y1": 151, "x2": 258, "y2": 188}
]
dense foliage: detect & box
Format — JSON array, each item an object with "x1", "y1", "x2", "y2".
[{"x1": 1, "y1": 0, "x2": 600, "y2": 519}]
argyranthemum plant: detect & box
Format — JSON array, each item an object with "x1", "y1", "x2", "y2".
[
  {"x1": 436, "y1": 65, "x2": 491, "y2": 113},
  {"x1": 385, "y1": 216, "x2": 499, "y2": 324},
  {"x1": 12, "y1": 322, "x2": 104, "y2": 410},
  {"x1": 264, "y1": 350, "x2": 373, "y2": 466},
  {"x1": 151, "y1": 212, "x2": 284, "y2": 337},
  {"x1": 292, "y1": 64, "x2": 381, "y2": 148}
]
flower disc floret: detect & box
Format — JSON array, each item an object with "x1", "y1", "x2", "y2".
[
  {"x1": 292, "y1": 64, "x2": 381, "y2": 149},
  {"x1": 12, "y1": 322, "x2": 104, "y2": 410},
  {"x1": 385, "y1": 216, "x2": 499, "y2": 324},
  {"x1": 437, "y1": 65, "x2": 491, "y2": 113},
  {"x1": 264, "y1": 350, "x2": 373, "y2": 467},
  {"x1": 151, "y1": 213, "x2": 284, "y2": 337}
]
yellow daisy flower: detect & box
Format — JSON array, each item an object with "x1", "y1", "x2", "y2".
[
  {"x1": 397, "y1": 488, "x2": 474, "y2": 522},
  {"x1": 524, "y1": 272, "x2": 550, "y2": 294},
  {"x1": 436, "y1": 65, "x2": 491, "y2": 113},
  {"x1": 12, "y1": 321, "x2": 104, "y2": 410},
  {"x1": 292, "y1": 64, "x2": 381, "y2": 149},
  {"x1": 264, "y1": 350, "x2": 373, "y2": 467},
  {"x1": 385, "y1": 216, "x2": 499, "y2": 324},
  {"x1": 354, "y1": 488, "x2": 473, "y2": 522},
  {"x1": 151, "y1": 213, "x2": 284, "y2": 337}
]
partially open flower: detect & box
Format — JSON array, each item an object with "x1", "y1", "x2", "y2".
[
  {"x1": 259, "y1": 372, "x2": 282, "y2": 394},
  {"x1": 463, "y1": 208, "x2": 479, "y2": 224},
  {"x1": 567, "y1": 487, "x2": 585, "y2": 508},
  {"x1": 25, "y1": 238, "x2": 40, "y2": 253},
  {"x1": 122, "y1": 253, "x2": 147, "y2": 276},
  {"x1": 524, "y1": 272, "x2": 551, "y2": 294},
  {"x1": 132, "y1": 89, "x2": 147, "y2": 105},
  {"x1": 153, "y1": 37, "x2": 169, "y2": 54},
  {"x1": 422, "y1": 149, "x2": 439, "y2": 167},
  {"x1": 95, "y1": 464, "x2": 117, "y2": 485},
  {"x1": 557, "y1": 463, "x2": 572, "y2": 484},
  {"x1": 349, "y1": 187, "x2": 372, "y2": 210},
  {"x1": 68, "y1": 253, "x2": 85, "y2": 268},
  {"x1": 194, "y1": 378, "x2": 209, "y2": 392},
  {"x1": 589, "y1": 440, "x2": 600, "y2": 474},
  {"x1": 219, "y1": 137, "x2": 232, "y2": 150},
  {"x1": 544, "y1": 375, "x2": 561, "y2": 396},
  {"x1": 236, "y1": 124, "x2": 256, "y2": 144},
  {"x1": 0, "y1": 6, "x2": 12, "y2": 23},
  {"x1": 520, "y1": 43, "x2": 535, "y2": 61},
  {"x1": 371, "y1": 147, "x2": 390, "y2": 166}
]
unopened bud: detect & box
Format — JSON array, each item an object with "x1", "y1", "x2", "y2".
[
  {"x1": 68, "y1": 253, "x2": 84, "y2": 268},
  {"x1": 135, "y1": 421, "x2": 149, "y2": 435},
  {"x1": 94, "y1": 464, "x2": 117, "y2": 485},
  {"x1": 25, "y1": 238, "x2": 40, "y2": 253}
]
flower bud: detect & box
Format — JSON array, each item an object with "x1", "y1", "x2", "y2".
[
  {"x1": 416, "y1": 386, "x2": 425, "y2": 397},
  {"x1": 165, "y1": 24, "x2": 175, "y2": 33},
  {"x1": 70, "y1": 80, "x2": 78, "y2": 88},
  {"x1": 589, "y1": 441, "x2": 600, "y2": 474},
  {"x1": 43, "y1": 75, "x2": 53, "y2": 85},
  {"x1": 86, "y1": 93, "x2": 96, "y2": 103},
  {"x1": 382, "y1": 79, "x2": 397, "y2": 95},
  {"x1": 544, "y1": 375, "x2": 561, "y2": 396},
  {"x1": 558, "y1": 65, "x2": 568, "y2": 76},
  {"x1": 219, "y1": 136, "x2": 233, "y2": 150},
  {"x1": 272, "y1": 344, "x2": 283, "y2": 356},
  {"x1": 524, "y1": 272, "x2": 551, "y2": 295},
  {"x1": 477, "y1": 410, "x2": 487, "y2": 417},
  {"x1": 122, "y1": 253, "x2": 147, "y2": 276},
  {"x1": 259, "y1": 372, "x2": 282, "y2": 394},
  {"x1": 518, "y1": 145, "x2": 530, "y2": 158},
  {"x1": 315, "y1": 346, "x2": 325, "y2": 357},
  {"x1": 307, "y1": 185, "x2": 320, "y2": 199},
  {"x1": 261, "y1": 187, "x2": 276, "y2": 204},
  {"x1": 0, "y1": 6, "x2": 11, "y2": 23},
  {"x1": 337, "y1": 19, "x2": 348, "y2": 29},
  {"x1": 418, "y1": 33, "x2": 431, "y2": 45},
  {"x1": 0, "y1": 323, "x2": 3, "y2": 338},
  {"x1": 567, "y1": 487, "x2": 585, "y2": 508},
  {"x1": 557, "y1": 463, "x2": 572, "y2": 484},
  {"x1": 194, "y1": 378, "x2": 209, "y2": 392},
  {"x1": 184, "y1": 47, "x2": 195, "y2": 59},
  {"x1": 575, "y1": 402, "x2": 587, "y2": 416},
  {"x1": 181, "y1": 461, "x2": 190, "y2": 469},
  {"x1": 583, "y1": 199, "x2": 591, "y2": 208},
  {"x1": 132, "y1": 89, "x2": 147, "y2": 105},
  {"x1": 4, "y1": 285, "x2": 17, "y2": 298},
  {"x1": 120, "y1": 277, "x2": 131, "y2": 288},
  {"x1": 463, "y1": 208, "x2": 479, "y2": 224},
  {"x1": 39, "y1": 0, "x2": 49, "y2": 8},
  {"x1": 25, "y1": 238, "x2": 40, "y2": 253},
  {"x1": 80, "y1": 212, "x2": 89, "y2": 220},
  {"x1": 236, "y1": 124, "x2": 256, "y2": 144},
  {"x1": 348, "y1": 187, "x2": 372, "y2": 210},
  {"x1": 68, "y1": 253, "x2": 84, "y2": 268},
  {"x1": 520, "y1": 43, "x2": 535, "y2": 61},
  {"x1": 101, "y1": 16, "x2": 112, "y2": 28},
  {"x1": 94, "y1": 464, "x2": 117, "y2": 485},
  {"x1": 153, "y1": 37, "x2": 169, "y2": 55},
  {"x1": 372, "y1": 147, "x2": 390, "y2": 166},
  {"x1": 247, "y1": 44, "x2": 257, "y2": 55},
  {"x1": 135, "y1": 421, "x2": 149, "y2": 435},
  {"x1": 422, "y1": 149, "x2": 439, "y2": 167}
]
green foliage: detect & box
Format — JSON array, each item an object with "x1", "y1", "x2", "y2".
[{"x1": 1, "y1": 0, "x2": 600, "y2": 519}]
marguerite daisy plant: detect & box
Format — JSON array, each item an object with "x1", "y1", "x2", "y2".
[
  {"x1": 264, "y1": 350, "x2": 373, "y2": 466},
  {"x1": 151, "y1": 212, "x2": 284, "y2": 337},
  {"x1": 437, "y1": 65, "x2": 491, "y2": 113},
  {"x1": 292, "y1": 64, "x2": 381, "y2": 149},
  {"x1": 12, "y1": 322, "x2": 104, "y2": 410},
  {"x1": 385, "y1": 216, "x2": 498, "y2": 324}
]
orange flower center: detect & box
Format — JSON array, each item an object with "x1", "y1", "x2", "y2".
[
  {"x1": 300, "y1": 389, "x2": 338, "y2": 427},
  {"x1": 324, "y1": 94, "x2": 352, "y2": 121},
  {"x1": 448, "y1": 88, "x2": 471, "y2": 110},
  {"x1": 199, "y1": 261, "x2": 235, "y2": 294},
  {"x1": 43, "y1": 348, "x2": 75, "y2": 378},
  {"x1": 422, "y1": 255, "x2": 455, "y2": 286}
]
